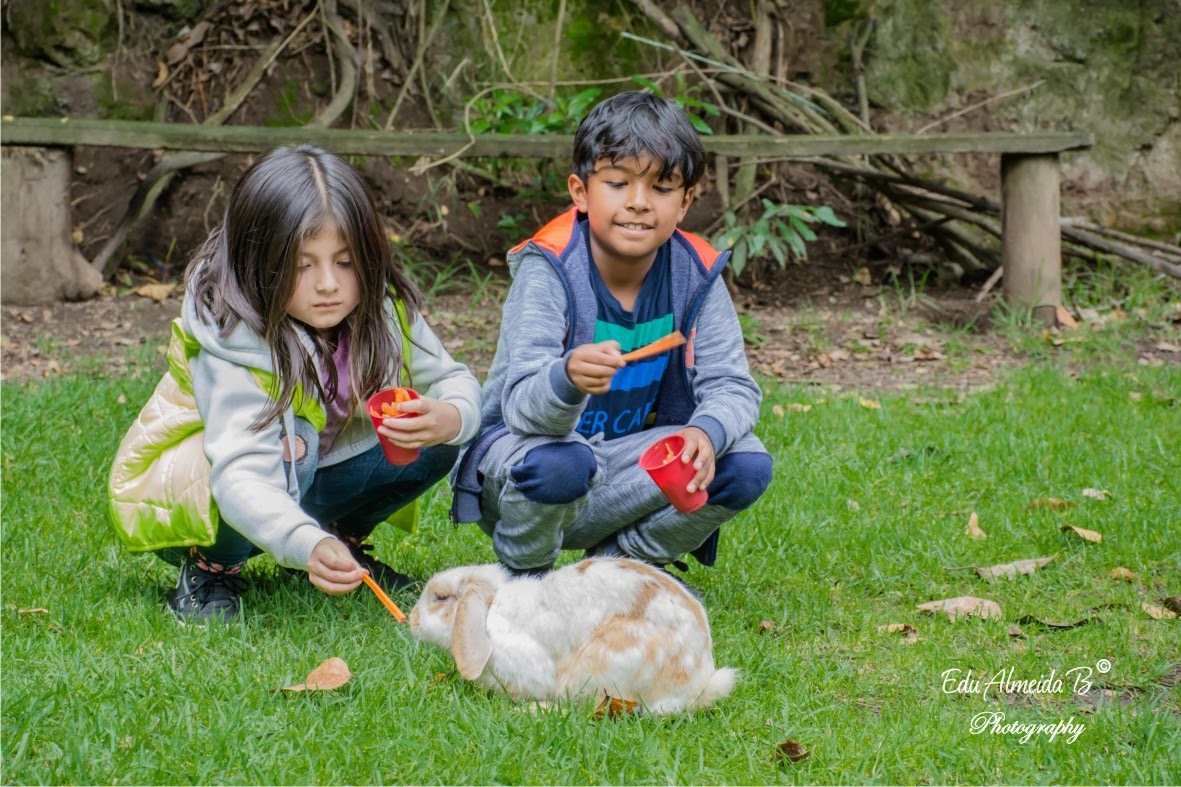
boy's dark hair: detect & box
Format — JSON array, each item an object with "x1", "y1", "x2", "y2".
[{"x1": 572, "y1": 91, "x2": 706, "y2": 189}]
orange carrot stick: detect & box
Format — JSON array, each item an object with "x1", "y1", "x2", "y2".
[
  {"x1": 620, "y1": 331, "x2": 687, "y2": 363},
  {"x1": 361, "y1": 573, "x2": 407, "y2": 623}
]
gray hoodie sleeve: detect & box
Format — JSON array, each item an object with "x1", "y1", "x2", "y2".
[
  {"x1": 189, "y1": 351, "x2": 330, "y2": 570},
  {"x1": 497, "y1": 254, "x2": 588, "y2": 436},
  {"x1": 683, "y1": 279, "x2": 763, "y2": 455}
]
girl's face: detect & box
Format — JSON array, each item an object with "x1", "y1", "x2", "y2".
[{"x1": 286, "y1": 225, "x2": 360, "y2": 336}]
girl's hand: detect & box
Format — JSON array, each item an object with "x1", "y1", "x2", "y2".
[
  {"x1": 676, "y1": 426, "x2": 716, "y2": 494},
  {"x1": 308, "y1": 537, "x2": 365, "y2": 595},
  {"x1": 566, "y1": 340, "x2": 625, "y2": 395},
  {"x1": 377, "y1": 397, "x2": 462, "y2": 447}
]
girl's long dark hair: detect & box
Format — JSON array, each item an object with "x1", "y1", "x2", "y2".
[{"x1": 185, "y1": 145, "x2": 422, "y2": 429}]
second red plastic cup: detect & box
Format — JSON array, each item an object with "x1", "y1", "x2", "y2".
[
  {"x1": 639, "y1": 434, "x2": 708, "y2": 514},
  {"x1": 366, "y1": 387, "x2": 420, "y2": 465}
]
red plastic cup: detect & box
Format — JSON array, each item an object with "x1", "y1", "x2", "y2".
[
  {"x1": 639, "y1": 434, "x2": 708, "y2": 514},
  {"x1": 366, "y1": 387, "x2": 420, "y2": 465}
]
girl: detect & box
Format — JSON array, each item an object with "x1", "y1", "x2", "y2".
[{"x1": 109, "y1": 145, "x2": 482, "y2": 624}]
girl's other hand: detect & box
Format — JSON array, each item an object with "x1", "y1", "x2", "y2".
[
  {"x1": 566, "y1": 340, "x2": 625, "y2": 395},
  {"x1": 307, "y1": 537, "x2": 365, "y2": 594},
  {"x1": 377, "y1": 398, "x2": 462, "y2": 447}
]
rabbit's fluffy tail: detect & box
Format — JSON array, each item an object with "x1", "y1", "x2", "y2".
[{"x1": 699, "y1": 667, "x2": 739, "y2": 707}]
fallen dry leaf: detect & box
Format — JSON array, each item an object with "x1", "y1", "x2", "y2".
[
  {"x1": 859, "y1": 397, "x2": 881, "y2": 410},
  {"x1": 1028, "y1": 497, "x2": 1074, "y2": 511},
  {"x1": 151, "y1": 59, "x2": 169, "y2": 89},
  {"x1": 917, "y1": 596, "x2": 1002, "y2": 622},
  {"x1": 165, "y1": 20, "x2": 212, "y2": 64},
  {"x1": 1081, "y1": 488, "x2": 1111, "y2": 500},
  {"x1": 965, "y1": 511, "x2": 987, "y2": 540},
  {"x1": 976, "y1": 555, "x2": 1056, "y2": 583},
  {"x1": 876, "y1": 622, "x2": 920, "y2": 643},
  {"x1": 18, "y1": 608, "x2": 50, "y2": 615},
  {"x1": 912, "y1": 347, "x2": 946, "y2": 361},
  {"x1": 1007, "y1": 624, "x2": 1025, "y2": 638},
  {"x1": 1060, "y1": 525, "x2": 1102, "y2": 543},
  {"x1": 1141, "y1": 603, "x2": 1178, "y2": 621},
  {"x1": 784, "y1": 402, "x2": 812, "y2": 412},
  {"x1": 772, "y1": 404, "x2": 785, "y2": 417},
  {"x1": 594, "y1": 695, "x2": 639, "y2": 719},
  {"x1": 1110, "y1": 567, "x2": 1139, "y2": 582},
  {"x1": 281, "y1": 657, "x2": 352, "y2": 692},
  {"x1": 773, "y1": 739, "x2": 810, "y2": 763},
  {"x1": 758, "y1": 620, "x2": 776, "y2": 633},
  {"x1": 1055, "y1": 305, "x2": 1079, "y2": 329},
  {"x1": 1016, "y1": 614, "x2": 1100, "y2": 630},
  {"x1": 853, "y1": 266, "x2": 873, "y2": 286},
  {"x1": 134, "y1": 282, "x2": 177, "y2": 303}
]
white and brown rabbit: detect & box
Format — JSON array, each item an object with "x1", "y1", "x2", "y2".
[{"x1": 408, "y1": 557, "x2": 737, "y2": 715}]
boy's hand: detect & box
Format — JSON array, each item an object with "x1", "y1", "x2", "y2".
[
  {"x1": 676, "y1": 426, "x2": 716, "y2": 494},
  {"x1": 377, "y1": 398, "x2": 462, "y2": 447},
  {"x1": 308, "y1": 537, "x2": 365, "y2": 595},
  {"x1": 567, "y1": 340, "x2": 625, "y2": 395}
]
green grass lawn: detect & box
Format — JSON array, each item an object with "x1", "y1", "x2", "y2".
[{"x1": 3, "y1": 331, "x2": 1179, "y2": 784}]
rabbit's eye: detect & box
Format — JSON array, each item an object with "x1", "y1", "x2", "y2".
[{"x1": 433, "y1": 593, "x2": 453, "y2": 603}]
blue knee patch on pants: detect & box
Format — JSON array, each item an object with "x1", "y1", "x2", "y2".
[
  {"x1": 510, "y1": 442, "x2": 596, "y2": 505},
  {"x1": 708, "y1": 451, "x2": 772, "y2": 510}
]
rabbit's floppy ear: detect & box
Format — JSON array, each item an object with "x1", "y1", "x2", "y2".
[{"x1": 452, "y1": 586, "x2": 493, "y2": 680}]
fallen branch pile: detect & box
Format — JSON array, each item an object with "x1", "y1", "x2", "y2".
[
  {"x1": 631, "y1": 1, "x2": 1181, "y2": 283},
  {"x1": 80, "y1": 0, "x2": 1180, "y2": 284},
  {"x1": 91, "y1": 0, "x2": 383, "y2": 278}
]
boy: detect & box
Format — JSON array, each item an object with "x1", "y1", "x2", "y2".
[{"x1": 451, "y1": 91, "x2": 772, "y2": 576}]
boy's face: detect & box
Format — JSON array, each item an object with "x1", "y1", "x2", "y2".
[{"x1": 568, "y1": 155, "x2": 695, "y2": 271}]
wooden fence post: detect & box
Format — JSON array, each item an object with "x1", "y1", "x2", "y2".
[{"x1": 1001, "y1": 153, "x2": 1062, "y2": 324}]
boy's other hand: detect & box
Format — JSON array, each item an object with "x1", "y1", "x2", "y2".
[
  {"x1": 676, "y1": 426, "x2": 716, "y2": 494},
  {"x1": 308, "y1": 537, "x2": 365, "y2": 595},
  {"x1": 378, "y1": 398, "x2": 462, "y2": 447},
  {"x1": 566, "y1": 340, "x2": 625, "y2": 395}
]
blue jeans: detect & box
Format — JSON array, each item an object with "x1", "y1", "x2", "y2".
[{"x1": 160, "y1": 417, "x2": 458, "y2": 569}]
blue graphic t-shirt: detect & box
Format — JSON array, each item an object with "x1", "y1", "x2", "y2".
[{"x1": 575, "y1": 242, "x2": 674, "y2": 440}]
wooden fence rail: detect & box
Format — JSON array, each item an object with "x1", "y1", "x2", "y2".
[
  {"x1": 1, "y1": 117, "x2": 1092, "y2": 159},
  {"x1": 1, "y1": 116, "x2": 1094, "y2": 321}
]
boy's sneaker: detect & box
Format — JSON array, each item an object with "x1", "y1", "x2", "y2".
[
  {"x1": 583, "y1": 536, "x2": 695, "y2": 591},
  {"x1": 584, "y1": 534, "x2": 689, "y2": 570},
  {"x1": 167, "y1": 558, "x2": 250, "y2": 625},
  {"x1": 346, "y1": 542, "x2": 417, "y2": 593},
  {"x1": 500, "y1": 562, "x2": 553, "y2": 580}
]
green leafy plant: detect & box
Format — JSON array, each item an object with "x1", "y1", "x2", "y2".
[
  {"x1": 713, "y1": 199, "x2": 847, "y2": 278},
  {"x1": 466, "y1": 87, "x2": 602, "y2": 135},
  {"x1": 738, "y1": 313, "x2": 767, "y2": 347},
  {"x1": 462, "y1": 87, "x2": 601, "y2": 188},
  {"x1": 495, "y1": 212, "x2": 528, "y2": 235}
]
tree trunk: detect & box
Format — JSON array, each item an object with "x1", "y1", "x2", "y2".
[{"x1": 1, "y1": 146, "x2": 103, "y2": 305}]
